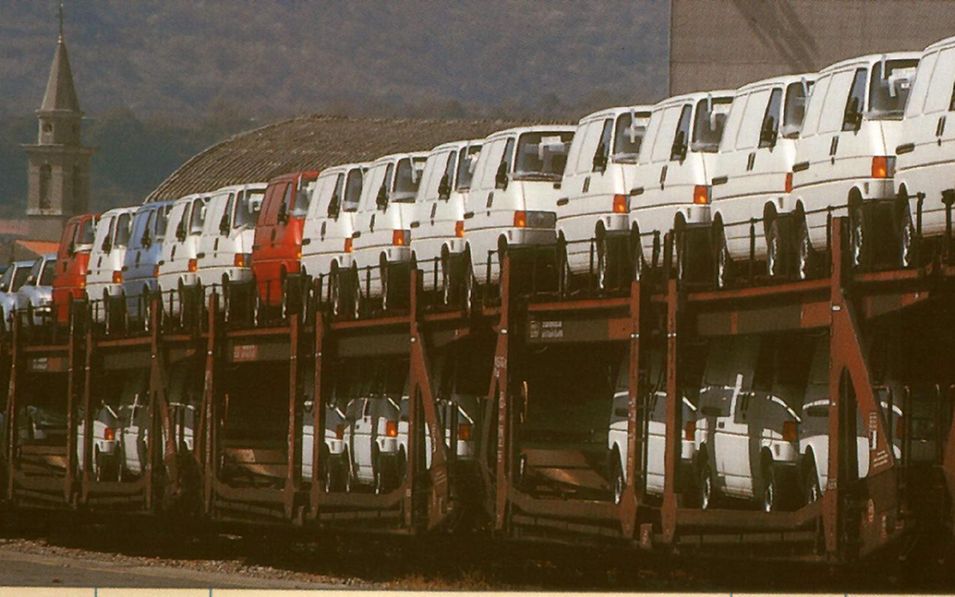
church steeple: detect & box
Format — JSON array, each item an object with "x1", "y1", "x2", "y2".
[{"x1": 22, "y1": 2, "x2": 94, "y2": 239}]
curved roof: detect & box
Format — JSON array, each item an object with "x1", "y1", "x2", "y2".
[{"x1": 146, "y1": 114, "x2": 551, "y2": 202}]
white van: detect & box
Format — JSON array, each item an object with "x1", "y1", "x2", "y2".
[
  {"x1": 85, "y1": 206, "x2": 137, "y2": 328},
  {"x1": 895, "y1": 37, "x2": 955, "y2": 254},
  {"x1": 693, "y1": 335, "x2": 803, "y2": 512},
  {"x1": 410, "y1": 140, "x2": 483, "y2": 305},
  {"x1": 195, "y1": 183, "x2": 266, "y2": 314},
  {"x1": 556, "y1": 107, "x2": 651, "y2": 293},
  {"x1": 300, "y1": 162, "x2": 367, "y2": 317},
  {"x1": 790, "y1": 52, "x2": 919, "y2": 271},
  {"x1": 463, "y1": 125, "x2": 575, "y2": 292},
  {"x1": 629, "y1": 91, "x2": 734, "y2": 278},
  {"x1": 157, "y1": 193, "x2": 211, "y2": 322},
  {"x1": 351, "y1": 152, "x2": 427, "y2": 312},
  {"x1": 710, "y1": 74, "x2": 815, "y2": 283}
]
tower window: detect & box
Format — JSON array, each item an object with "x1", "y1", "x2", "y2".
[
  {"x1": 42, "y1": 123, "x2": 52, "y2": 133},
  {"x1": 39, "y1": 164, "x2": 52, "y2": 209}
]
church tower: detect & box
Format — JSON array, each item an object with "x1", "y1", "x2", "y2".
[{"x1": 22, "y1": 5, "x2": 93, "y2": 240}]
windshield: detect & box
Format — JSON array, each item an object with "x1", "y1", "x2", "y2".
[
  {"x1": 114, "y1": 212, "x2": 132, "y2": 247},
  {"x1": 514, "y1": 131, "x2": 574, "y2": 180},
  {"x1": 233, "y1": 189, "x2": 264, "y2": 228},
  {"x1": 691, "y1": 98, "x2": 732, "y2": 152},
  {"x1": 613, "y1": 112, "x2": 649, "y2": 162},
  {"x1": 39, "y1": 259, "x2": 54, "y2": 286},
  {"x1": 782, "y1": 81, "x2": 812, "y2": 137},
  {"x1": 869, "y1": 59, "x2": 918, "y2": 120},
  {"x1": 343, "y1": 168, "x2": 364, "y2": 211},
  {"x1": 455, "y1": 145, "x2": 482, "y2": 191},
  {"x1": 392, "y1": 158, "x2": 425, "y2": 202}
]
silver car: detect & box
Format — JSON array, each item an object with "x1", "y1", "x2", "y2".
[
  {"x1": 0, "y1": 260, "x2": 35, "y2": 329},
  {"x1": 15, "y1": 254, "x2": 56, "y2": 327}
]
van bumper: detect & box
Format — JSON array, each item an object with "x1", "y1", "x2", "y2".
[{"x1": 505, "y1": 227, "x2": 556, "y2": 247}]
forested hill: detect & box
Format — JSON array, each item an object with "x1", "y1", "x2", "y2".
[{"x1": 0, "y1": 1, "x2": 668, "y2": 212}]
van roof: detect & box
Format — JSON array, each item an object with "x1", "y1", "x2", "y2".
[
  {"x1": 925, "y1": 35, "x2": 955, "y2": 53},
  {"x1": 485, "y1": 124, "x2": 576, "y2": 140},
  {"x1": 210, "y1": 182, "x2": 268, "y2": 195},
  {"x1": 429, "y1": 138, "x2": 484, "y2": 153},
  {"x1": 735, "y1": 73, "x2": 816, "y2": 93},
  {"x1": 653, "y1": 89, "x2": 735, "y2": 110},
  {"x1": 369, "y1": 151, "x2": 430, "y2": 166},
  {"x1": 317, "y1": 162, "x2": 370, "y2": 177},
  {"x1": 579, "y1": 105, "x2": 653, "y2": 123},
  {"x1": 99, "y1": 205, "x2": 139, "y2": 218},
  {"x1": 820, "y1": 51, "x2": 921, "y2": 73}
]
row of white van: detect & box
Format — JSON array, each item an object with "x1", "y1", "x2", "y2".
[{"x1": 68, "y1": 36, "x2": 955, "y2": 330}]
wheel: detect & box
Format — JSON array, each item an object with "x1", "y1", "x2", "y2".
[
  {"x1": 611, "y1": 453, "x2": 625, "y2": 505},
  {"x1": 630, "y1": 227, "x2": 645, "y2": 282},
  {"x1": 280, "y1": 275, "x2": 289, "y2": 321},
  {"x1": 374, "y1": 456, "x2": 386, "y2": 495},
  {"x1": 896, "y1": 198, "x2": 915, "y2": 268},
  {"x1": 517, "y1": 453, "x2": 529, "y2": 489},
  {"x1": 463, "y1": 249, "x2": 475, "y2": 316},
  {"x1": 849, "y1": 200, "x2": 867, "y2": 269},
  {"x1": 221, "y1": 279, "x2": 231, "y2": 323},
  {"x1": 440, "y1": 250, "x2": 452, "y2": 306},
  {"x1": 330, "y1": 264, "x2": 342, "y2": 317},
  {"x1": 177, "y1": 282, "x2": 188, "y2": 329},
  {"x1": 94, "y1": 449, "x2": 104, "y2": 482},
  {"x1": 595, "y1": 230, "x2": 609, "y2": 291},
  {"x1": 104, "y1": 292, "x2": 114, "y2": 334},
  {"x1": 350, "y1": 267, "x2": 362, "y2": 320},
  {"x1": 795, "y1": 213, "x2": 814, "y2": 280},
  {"x1": 766, "y1": 217, "x2": 784, "y2": 278},
  {"x1": 803, "y1": 457, "x2": 822, "y2": 505},
  {"x1": 699, "y1": 458, "x2": 716, "y2": 510},
  {"x1": 322, "y1": 449, "x2": 333, "y2": 493},
  {"x1": 556, "y1": 236, "x2": 572, "y2": 296},
  {"x1": 761, "y1": 461, "x2": 778, "y2": 513},
  {"x1": 674, "y1": 220, "x2": 687, "y2": 282},
  {"x1": 380, "y1": 257, "x2": 390, "y2": 312},
  {"x1": 343, "y1": 453, "x2": 353, "y2": 493},
  {"x1": 713, "y1": 222, "x2": 731, "y2": 288}
]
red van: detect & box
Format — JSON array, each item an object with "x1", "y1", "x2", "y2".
[
  {"x1": 51, "y1": 213, "x2": 98, "y2": 324},
  {"x1": 251, "y1": 170, "x2": 318, "y2": 314}
]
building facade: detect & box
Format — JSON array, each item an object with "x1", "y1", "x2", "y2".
[{"x1": 670, "y1": 0, "x2": 955, "y2": 95}]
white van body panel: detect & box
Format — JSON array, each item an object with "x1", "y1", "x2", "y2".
[
  {"x1": 301, "y1": 163, "x2": 368, "y2": 288},
  {"x1": 157, "y1": 193, "x2": 211, "y2": 316},
  {"x1": 86, "y1": 206, "x2": 137, "y2": 322}
]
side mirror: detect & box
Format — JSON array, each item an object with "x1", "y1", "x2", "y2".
[
  {"x1": 102, "y1": 238, "x2": 112, "y2": 253},
  {"x1": 0, "y1": 283, "x2": 8, "y2": 293},
  {"x1": 592, "y1": 144, "x2": 608, "y2": 172},
  {"x1": 141, "y1": 230, "x2": 152, "y2": 248},
  {"x1": 844, "y1": 97, "x2": 863, "y2": 131},
  {"x1": 67, "y1": 241, "x2": 76, "y2": 257},
  {"x1": 495, "y1": 162, "x2": 509, "y2": 190},
  {"x1": 670, "y1": 131, "x2": 687, "y2": 162},
  {"x1": 175, "y1": 220, "x2": 187, "y2": 241},
  {"x1": 438, "y1": 174, "x2": 451, "y2": 200},
  {"x1": 328, "y1": 194, "x2": 341, "y2": 219},
  {"x1": 376, "y1": 184, "x2": 389, "y2": 210}
]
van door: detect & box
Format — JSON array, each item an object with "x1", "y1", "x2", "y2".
[{"x1": 920, "y1": 48, "x2": 955, "y2": 210}]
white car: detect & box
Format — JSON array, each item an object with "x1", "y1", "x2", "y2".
[
  {"x1": 342, "y1": 396, "x2": 402, "y2": 493},
  {"x1": 710, "y1": 74, "x2": 815, "y2": 282},
  {"x1": 85, "y1": 206, "x2": 137, "y2": 329},
  {"x1": 350, "y1": 153, "x2": 428, "y2": 312},
  {"x1": 894, "y1": 36, "x2": 955, "y2": 255},
  {"x1": 157, "y1": 193, "x2": 211, "y2": 323},
  {"x1": 557, "y1": 106, "x2": 650, "y2": 292},
  {"x1": 301, "y1": 401, "x2": 350, "y2": 492},
  {"x1": 410, "y1": 140, "x2": 483, "y2": 306},
  {"x1": 300, "y1": 163, "x2": 367, "y2": 317},
  {"x1": 693, "y1": 335, "x2": 802, "y2": 512},
  {"x1": 607, "y1": 351, "x2": 698, "y2": 503},
  {"x1": 462, "y1": 126, "x2": 575, "y2": 293},
  {"x1": 195, "y1": 183, "x2": 266, "y2": 316},
  {"x1": 790, "y1": 52, "x2": 920, "y2": 271},
  {"x1": 629, "y1": 90, "x2": 733, "y2": 279},
  {"x1": 0, "y1": 260, "x2": 35, "y2": 329},
  {"x1": 76, "y1": 402, "x2": 120, "y2": 482},
  {"x1": 15, "y1": 254, "x2": 56, "y2": 327}
]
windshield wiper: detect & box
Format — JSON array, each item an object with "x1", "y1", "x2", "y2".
[{"x1": 512, "y1": 172, "x2": 561, "y2": 182}]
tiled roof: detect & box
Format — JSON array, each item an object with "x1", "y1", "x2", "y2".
[
  {"x1": 15, "y1": 240, "x2": 59, "y2": 257},
  {"x1": 146, "y1": 114, "x2": 563, "y2": 202}
]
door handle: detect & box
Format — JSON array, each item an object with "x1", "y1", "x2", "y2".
[
  {"x1": 582, "y1": 176, "x2": 590, "y2": 193},
  {"x1": 938, "y1": 116, "x2": 947, "y2": 139},
  {"x1": 746, "y1": 152, "x2": 756, "y2": 171},
  {"x1": 829, "y1": 136, "x2": 839, "y2": 157},
  {"x1": 659, "y1": 165, "x2": 668, "y2": 188},
  {"x1": 486, "y1": 193, "x2": 494, "y2": 209},
  {"x1": 370, "y1": 214, "x2": 376, "y2": 232},
  {"x1": 320, "y1": 221, "x2": 327, "y2": 240},
  {"x1": 430, "y1": 203, "x2": 437, "y2": 220}
]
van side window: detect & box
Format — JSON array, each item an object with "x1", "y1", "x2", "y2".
[
  {"x1": 440, "y1": 151, "x2": 457, "y2": 198},
  {"x1": 500, "y1": 138, "x2": 515, "y2": 175},
  {"x1": 670, "y1": 104, "x2": 692, "y2": 160},
  {"x1": 691, "y1": 98, "x2": 730, "y2": 152},
  {"x1": 842, "y1": 68, "x2": 867, "y2": 131},
  {"x1": 924, "y1": 48, "x2": 955, "y2": 114},
  {"x1": 328, "y1": 174, "x2": 345, "y2": 217},
  {"x1": 801, "y1": 74, "x2": 831, "y2": 136},
  {"x1": 734, "y1": 90, "x2": 766, "y2": 150},
  {"x1": 613, "y1": 112, "x2": 647, "y2": 161},
  {"x1": 220, "y1": 193, "x2": 235, "y2": 234},
  {"x1": 592, "y1": 118, "x2": 613, "y2": 172},
  {"x1": 101, "y1": 217, "x2": 115, "y2": 250},
  {"x1": 291, "y1": 180, "x2": 311, "y2": 218},
  {"x1": 782, "y1": 81, "x2": 811, "y2": 137},
  {"x1": 758, "y1": 88, "x2": 782, "y2": 148},
  {"x1": 141, "y1": 211, "x2": 154, "y2": 245},
  {"x1": 344, "y1": 169, "x2": 363, "y2": 212},
  {"x1": 115, "y1": 212, "x2": 132, "y2": 247},
  {"x1": 907, "y1": 50, "x2": 938, "y2": 116},
  {"x1": 189, "y1": 199, "x2": 205, "y2": 235},
  {"x1": 456, "y1": 145, "x2": 480, "y2": 191},
  {"x1": 155, "y1": 206, "x2": 169, "y2": 241}
]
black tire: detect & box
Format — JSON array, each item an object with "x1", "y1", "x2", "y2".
[
  {"x1": 795, "y1": 213, "x2": 814, "y2": 280},
  {"x1": 761, "y1": 461, "x2": 778, "y2": 513},
  {"x1": 440, "y1": 250, "x2": 452, "y2": 306},
  {"x1": 178, "y1": 282, "x2": 188, "y2": 330},
  {"x1": 713, "y1": 221, "x2": 731, "y2": 289},
  {"x1": 896, "y1": 197, "x2": 915, "y2": 268},
  {"x1": 380, "y1": 258, "x2": 390, "y2": 312},
  {"x1": 849, "y1": 199, "x2": 867, "y2": 269},
  {"x1": 766, "y1": 217, "x2": 784, "y2": 278},
  {"x1": 397, "y1": 450, "x2": 407, "y2": 485},
  {"x1": 374, "y1": 456, "x2": 386, "y2": 495},
  {"x1": 630, "y1": 227, "x2": 645, "y2": 282},
  {"x1": 595, "y1": 230, "x2": 609, "y2": 291},
  {"x1": 463, "y1": 249, "x2": 475, "y2": 316},
  {"x1": 674, "y1": 220, "x2": 687, "y2": 282},
  {"x1": 611, "y1": 452, "x2": 625, "y2": 505},
  {"x1": 803, "y1": 457, "x2": 822, "y2": 505},
  {"x1": 699, "y1": 457, "x2": 716, "y2": 510},
  {"x1": 330, "y1": 264, "x2": 342, "y2": 317},
  {"x1": 350, "y1": 267, "x2": 361, "y2": 320},
  {"x1": 556, "y1": 236, "x2": 572, "y2": 297}
]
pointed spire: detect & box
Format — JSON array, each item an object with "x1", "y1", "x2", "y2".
[{"x1": 40, "y1": 2, "x2": 80, "y2": 113}]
